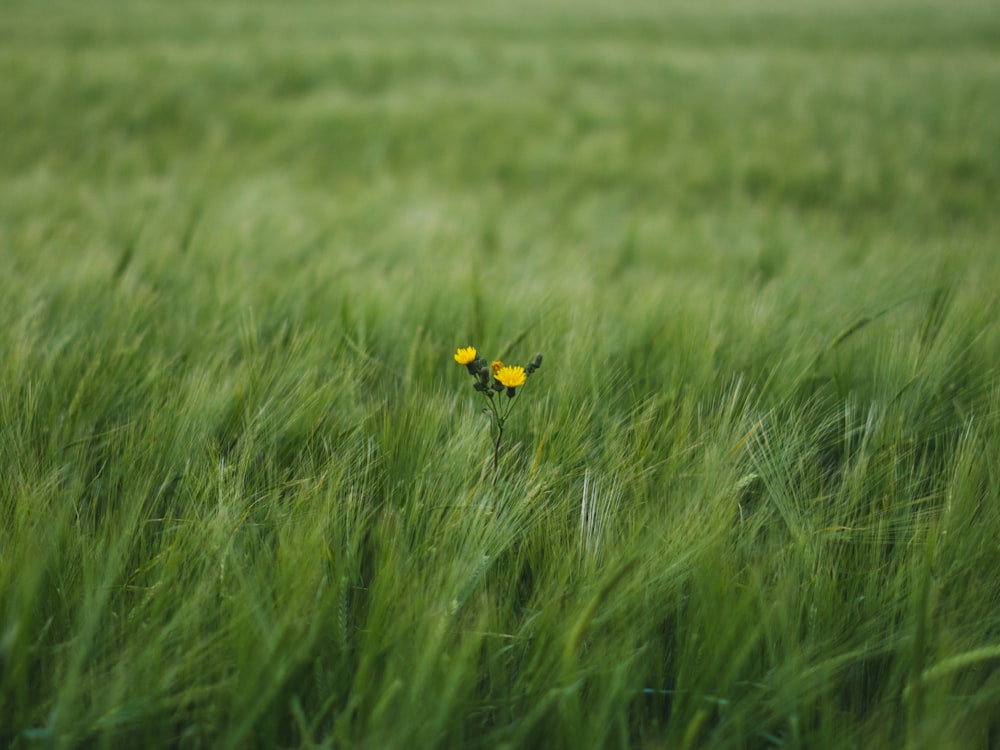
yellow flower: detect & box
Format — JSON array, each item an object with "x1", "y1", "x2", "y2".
[
  {"x1": 495, "y1": 365, "x2": 526, "y2": 389},
  {"x1": 491, "y1": 360, "x2": 504, "y2": 374},
  {"x1": 454, "y1": 346, "x2": 477, "y2": 365}
]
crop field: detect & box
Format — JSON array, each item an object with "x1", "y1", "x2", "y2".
[{"x1": 1, "y1": 0, "x2": 999, "y2": 747}]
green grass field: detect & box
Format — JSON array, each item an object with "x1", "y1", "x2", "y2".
[{"x1": 2, "y1": 1, "x2": 1000, "y2": 747}]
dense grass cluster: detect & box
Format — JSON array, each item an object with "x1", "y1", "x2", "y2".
[{"x1": 2, "y1": 1, "x2": 999, "y2": 747}]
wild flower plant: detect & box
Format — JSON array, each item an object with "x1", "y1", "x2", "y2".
[{"x1": 454, "y1": 346, "x2": 542, "y2": 473}]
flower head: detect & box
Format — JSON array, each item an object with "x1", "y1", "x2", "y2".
[
  {"x1": 454, "y1": 346, "x2": 477, "y2": 365},
  {"x1": 495, "y1": 365, "x2": 527, "y2": 389},
  {"x1": 491, "y1": 360, "x2": 504, "y2": 374}
]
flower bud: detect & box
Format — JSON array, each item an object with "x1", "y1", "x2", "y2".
[{"x1": 525, "y1": 353, "x2": 543, "y2": 375}]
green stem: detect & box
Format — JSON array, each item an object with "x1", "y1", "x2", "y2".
[
  {"x1": 493, "y1": 420, "x2": 503, "y2": 473},
  {"x1": 482, "y1": 389, "x2": 518, "y2": 478}
]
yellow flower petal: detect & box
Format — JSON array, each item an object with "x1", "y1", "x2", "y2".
[
  {"x1": 454, "y1": 346, "x2": 477, "y2": 365},
  {"x1": 495, "y1": 365, "x2": 526, "y2": 388}
]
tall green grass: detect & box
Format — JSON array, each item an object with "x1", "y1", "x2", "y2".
[{"x1": 1, "y1": 0, "x2": 999, "y2": 747}]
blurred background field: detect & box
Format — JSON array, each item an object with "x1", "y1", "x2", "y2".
[{"x1": 1, "y1": 1, "x2": 999, "y2": 748}]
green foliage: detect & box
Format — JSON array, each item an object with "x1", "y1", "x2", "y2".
[{"x1": 1, "y1": 0, "x2": 999, "y2": 747}]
